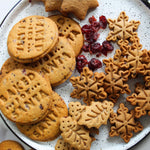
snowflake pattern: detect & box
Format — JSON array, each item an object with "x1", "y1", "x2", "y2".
[
  {"x1": 107, "y1": 11, "x2": 140, "y2": 42},
  {"x1": 109, "y1": 103, "x2": 143, "y2": 143},
  {"x1": 70, "y1": 67, "x2": 107, "y2": 105}
]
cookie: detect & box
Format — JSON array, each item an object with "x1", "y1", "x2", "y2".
[
  {"x1": 61, "y1": 0, "x2": 99, "y2": 20},
  {"x1": 69, "y1": 101, "x2": 114, "y2": 129},
  {"x1": 70, "y1": 67, "x2": 107, "y2": 105},
  {"x1": 60, "y1": 116, "x2": 93, "y2": 150},
  {"x1": 103, "y1": 62, "x2": 130, "y2": 103},
  {"x1": 7, "y1": 15, "x2": 58, "y2": 63},
  {"x1": 107, "y1": 11, "x2": 140, "y2": 43},
  {"x1": 0, "y1": 69, "x2": 52, "y2": 124},
  {"x1": 43, "y1": 0, "x2": 63, "y2": 12},
  {"x1": 49, "y1": 15, "x2": 84, "y2": 56},
  {"x1": 55, "y1": 139, "x2": 77, "y2": 150},
  {"x1": 1, "y1": 37, "x2": 76, "y2": 87},
  {"x1": 109, "y1": 103, "x2": 143, "y2": 143},
  {"x1": 0, "y1": 140, "x2": 24, "y2": 150},
  {"x1": 126, "y1": 83, "x2": 150, "y2": 118},
  {"x1": 17, "y1": 91, "x2": 68, "y2": 141}
]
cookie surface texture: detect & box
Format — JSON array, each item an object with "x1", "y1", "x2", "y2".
[
  {"x1": 61, "y1": 0, "x2": 99, "y2": 20},
  {"x1": 49, "y1": 15, "x2": 84, "y2": 56},
  {"x1": 7, "y1": 15, "x2": 58, "y2": 63},
  {"x1": 17, "y1": 91, "x2": 68, "y2": 141},
  {"x1": 0, "y1": 69, "x2": 52, "y2": 124},
  {"x1": 0, "y1": 140, "x2": 24, "y2": 150}
]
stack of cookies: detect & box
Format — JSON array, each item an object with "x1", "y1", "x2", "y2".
[{"x1": 0, "y1": 15, "x2": 84, "y2": 141}]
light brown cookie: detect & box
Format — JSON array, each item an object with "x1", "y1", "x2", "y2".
[
  {"x1": 1, "y1": 37, "x2": 76, "y2": 87},
  {"x1": 49, "y1": 15, "x2": 84, "y2": 57},
  {"x1": 61, "y1": 0, "x2": 99, "y2": 20},
  {"x1": 70, "y1": 67, "x2": 107, "y2": 105},
  {"x1": 69, "y1": 101, "x2": 114, "y2": 129},
  {"x1": 7, "y1": 15, "x2": 58, "y2": 63},
  {"x1": 107, "y1": 11, "x2": 140, "y2": 42},
  {"x1": 109, "y1": 103, "x2": 143, "y2": 143},
  {"x1": 60, "y1": 116, "x2": 93, "y2": 150},
  {"x1": 0, "y1": 140, "x2": 24, "y2": 150},
  {"x1": 17, "y1": 91, "x2": 68, "y2": 141},
  {"x1": 0, "y1": 69, "x2": 52, "y2": 124}
]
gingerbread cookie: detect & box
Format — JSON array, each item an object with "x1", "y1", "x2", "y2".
[
  {"x1": 127, "y1": 83, "x2": 150, "y2": 118},
  {"x1": 69, "y1": 101, "x2": 114, "y2": 129},
  {"x1": 70, "y1": 67, "x2": 107, "y2": 105},
  {"x1": 49, "y1": 15, "x2": 84, "y2": 56},
  {"x1": 0, "y1": 69, "x2": 52, "y2": 124},
  {"x1": 109, "y1": 103, "x2": 143, "y2": 143},
  {"x1": 0, "y1": 140, "x2": 24, "y2": 150},
  {"x1": 60, "y1": 116, "x2": 93, "y2": 150},
  {"x1": 61, "y1": 0, "x2": 99, "y2": 20},
  {"x1": 7, "y1": 15, "x2": 58, "y2": 63},
  {"x1": 107, "y1": 11, "x2": 140, "y2": 43},
  {"x1": 17, "y1": 91, "x2": 68, "y2": 141}
]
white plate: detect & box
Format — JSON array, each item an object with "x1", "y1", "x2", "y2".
[{"x1": 0, "y1": 0, "x2": 150, "y2": 150}]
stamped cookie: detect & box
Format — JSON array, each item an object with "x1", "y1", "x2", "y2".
[
  {"x1": 69, "y1": 101, "x2": 114, "y2": 129},
  {"x1": 0, "y1": 69, "x2": 52, "y2": 124},
  {"x1": 49, "y1": 15, "x2": 84, "y2": 56},
  {"x1": 109, "y1": 103, "x2": 143, "y2": 143},
  {"x1": 103, "y1": 62, "x2": 130, "y2": 103},
  {"x1": 107, "y1": 11, "x2": 140, "y2": 43},
  {"x1": 127, "y1": 83, "x2": 150, "y2": 118},
  {"x1": 70, "y1": 67, "x2": 107, "y2": 105},
  {"x1": 0, "y1": 140, "x2": 24, "y2": 150},
  {"x1": 1, "y1": 37, "x2": 76, "y2": 87},
  {"x1": 61, "y1": 0, "x2": 99, "y2": 20},
  {"x1": 7, "y1": 15, "x2": 58, "y2": 63},
  {"x1": 17, "y1": 91, "x2": 68, "y2": 141},
  {"x1": 60, "y1": 116, "x2": 93, "y2": 150}
]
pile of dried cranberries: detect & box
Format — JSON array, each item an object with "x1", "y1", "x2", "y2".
[{"x1": 76, "y1": 15, "x2": 114, "y2": 73}]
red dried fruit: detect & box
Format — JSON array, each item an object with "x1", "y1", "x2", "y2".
[
  {"x1": 90, "y1": 43, "x2": 102, "y2": 54},
  {"x1": 76, "y1": 55, "x2": 88, "y2": 73},
  {"x1": 89, "y1": 16, "x2": 97, "y2": 24},
  {"x1": 91, "y1": 21, "x2": 101, "y2": 32},
  {"x1": 88, "y1": 58, "x2": 102, "y2": 71},
  {"x1": 82, "y1": 44, "x2": 91, "y2": 52},
  {"x1": 86, "y1": 32, "x2": 100, "y2": 44},
  {"x1": 81, "y1": 25, "x2": 92, "y2": 34},
  {"x1": 99, "y1": 15, "x2": 107, "y2": 29},
  {"x1": 101, "y1": 41, "x2": 114, "y2": 56}
]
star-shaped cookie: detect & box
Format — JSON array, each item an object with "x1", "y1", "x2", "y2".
[{"x1": 61, "y1": 0, "x2": 99, "y2": 20}]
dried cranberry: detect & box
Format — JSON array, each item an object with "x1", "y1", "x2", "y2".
[
  {"x1": 76, "y1": 55, "x2": 88, "y2": 73},
  {"x1": 81, "y1": 25, "x2": 92, "y2": 34},
  {"x1": 89, "y1": 16, "x2": 97, "y2": 24},
  {"x1": 82, "y1": 44, "x2": 91, "y2": 52},
  {"x1": 88, "y1": 58, "x2": 102, "y2": 71},
  {"x1": 91, "y1": 21, "x2": 101, "y2": 32},
  {"x1": 99, "y1": 15, "x2": 107, "y2": 29},
  {"x1": 86, "y1": 32, "x2": 100, "y2": 44},
  {"x1": 90, "y1": 43, "x2": 102, "y2": 54},
  {"x1": 101, "y1": 41, "x2": 114, "y2": 56}
]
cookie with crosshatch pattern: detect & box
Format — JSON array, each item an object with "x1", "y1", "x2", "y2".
[
  {"x1": 0, "y1": 69, "x2": 52, "y2": 124},
  {"x1": 7, "y1": 15, "x2": 58, "y2": 63},
  {"x1": 49, "y1": 15, "x2": 84, "y2": 56},
  {"x1": 17, "y1": 91, "x2": 68, "y2": 141}
]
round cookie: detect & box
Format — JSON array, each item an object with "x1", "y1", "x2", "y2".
[
  {"x1": 17, "y1": 91, "x2": 68, "y2": 141},
  {"x1": 49, "y1": 15, "x2": 84, "y2": 57},
  {"x1": 1, "y1": 37, "x2": 76, "y2": 87},
  {"x1": 0, "y1": 69, "x2": 52, "y2": 124},
  {"x1": 0, "y1": 140, "x2": 24, "y2": 150},
  {"x1": 7, "y1": 15, "x2": 58, "y2": 63}
]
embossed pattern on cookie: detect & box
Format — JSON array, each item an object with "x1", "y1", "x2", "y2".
[
  {"x1": 7, "y1": 15, "x2": 58, "y2": 63},
  {"x1": 0, "y1": 69, "x2": 52, "y2": 124}
]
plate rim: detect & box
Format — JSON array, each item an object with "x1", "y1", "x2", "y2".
[{"x1": 0, "y1": 0, "x2": 150, "y2": 150}]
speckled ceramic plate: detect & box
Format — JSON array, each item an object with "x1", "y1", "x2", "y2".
[{"x1": 0, "y1": 0, "x2": 150, "y2": 150}]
